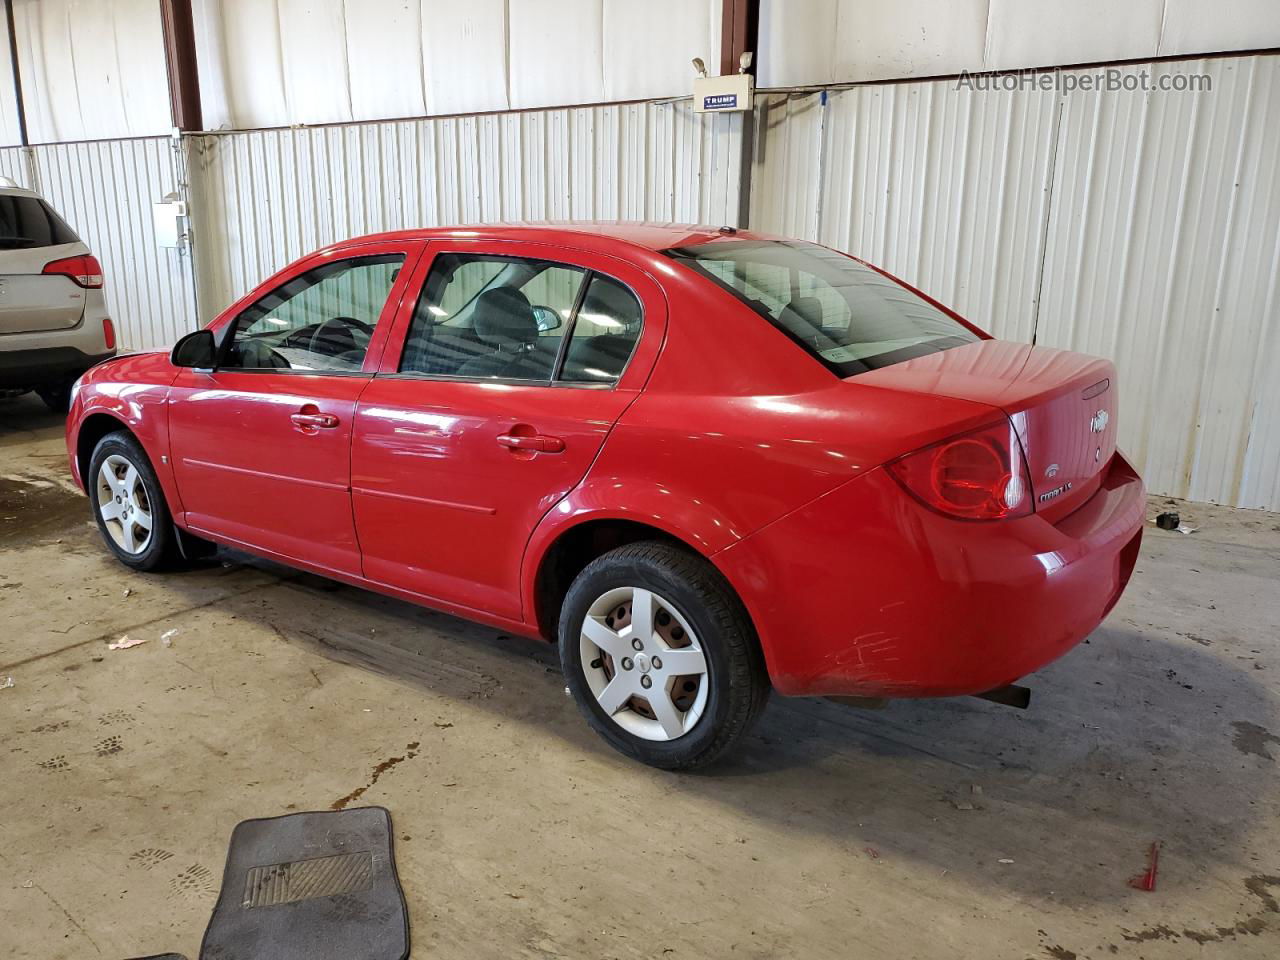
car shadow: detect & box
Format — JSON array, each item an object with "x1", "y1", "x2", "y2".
[
  {"x1": 14, "y1": 431, "x2": 1275, "y2": 914},
  {"x1": 155, "y1": 548, "x2": 1278, "y2": 911}
]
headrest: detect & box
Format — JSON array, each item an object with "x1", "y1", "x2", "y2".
[
  {"x1": 780, "y1": 296, "x2": 826, "y2": 330},
  {"x1": 473, "y1": 287, "x2": 537, "y2": 347}
]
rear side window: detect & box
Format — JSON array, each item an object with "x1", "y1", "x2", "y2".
[
  {"x1": 0, "y1": 195, "x2": 79, "y2": 249},
  {"x1": 399, "y1": 253, "x2": 643, "y2": 385},
  {"x1": 665, "y1": 239, "x2": 978, "y2": 377}
]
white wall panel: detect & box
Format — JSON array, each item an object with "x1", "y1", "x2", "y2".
[
  {"x1": 277, "y1": 0, "x2": 352, "y2": 125},
  {"x1": 751, "y1": 55, "x2": 1280, "y2": 509},
  {"x1": 984, "y1": 0, "x2": 1164, "y2": 72},
  {"x1": 0, "y1": 138, "x2": 196, "y2": 351},
  {"x1": 348, "y1": 0, "x2": 426, "y2": 122},
  {"x1": 759, "y1": 0, "x2": 989, "y2": 87},
  {"x1": 1159, "y1": 0, "x2": 1280, "y2": 57},
  {"x1": 509, "y1": 0, "x2": 604, "y2": 109},
  {"x1": 1036, "y1": 57, "x2": 1280, "y2": 509},
  {"x1": 603, "y1": 0, "x2": 721, "y2": 102},
  {"x1": 189, "y1": 101, "x2": 743, "y2": 320},
  {"x1": 10, "y1": 0, "x2": 170, "y2": 143},
  {"x1": 191, "y1": 0, "x2": 720, "y2": 131},
  {"x1": 421, "y1": 0, "x2": 509, "y2": 116},
  {"x1": 759, "y1": 0, "x2": 1280, "y2": 88}
]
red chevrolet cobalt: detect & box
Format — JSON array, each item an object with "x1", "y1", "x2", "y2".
[{"x1": 66, "y1": 224, "x2": 1144, "y2": 768}]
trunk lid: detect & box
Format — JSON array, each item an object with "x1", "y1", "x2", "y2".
[
  {"x1": 854, "y1": 339, "x2": 1118, "y2": 521},
  {"x1": 0, "y1": 242, "x2": 88, "y2": 333}
]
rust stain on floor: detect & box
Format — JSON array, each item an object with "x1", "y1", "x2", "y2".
[{"x1": 332, "y1": 741, "x2": 421, "y2": 810}]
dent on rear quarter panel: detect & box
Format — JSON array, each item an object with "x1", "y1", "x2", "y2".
[{"x1": 72, "y1": 352, "x2": 184, "y2": 516}]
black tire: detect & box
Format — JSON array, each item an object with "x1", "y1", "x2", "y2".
[
  {"x1": 88, "y1": 431, "x2": 179, "y2": 571},
  {"x1": 36, "y1": 382, "x2": 72, "y2": 413},
  {"x1": 559, "y1": 541, "x2": 770, "y2": 770}
]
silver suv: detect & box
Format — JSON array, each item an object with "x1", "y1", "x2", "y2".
[{"x1": 0, "y1": 178, "x2": 114, "y2": 411}]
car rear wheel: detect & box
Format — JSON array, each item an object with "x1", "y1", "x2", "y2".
[
  {"x1": 89, "y1": 432, "x2": 177, "y2": 571},
  {"x1": 559, "y1": 541, "x2": 770, "y2": 770}
]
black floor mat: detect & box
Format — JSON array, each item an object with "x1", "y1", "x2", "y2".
[{"x1": 198, "y1": 807, "x2": 408, "y2": 960}]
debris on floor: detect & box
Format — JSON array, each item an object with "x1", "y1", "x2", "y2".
[
  {"x1": 946, "y1": 784, "x2": 984, "y2": 811},
  {"x1": 998, "y1": 858, "x2": 1015, "y2": 864},
  {"x1": 1129, "y1": 841, "x2": 1160, "y2": 892},
  {"x1": 0, "y1": 675, "x2": 13, "y2": 690},
  {"x1": 160, "y1": 628, "x2": 179, "y2": 647},
  {"x1": 107, "y1": 634, "x2": 149, "y2": 651},
  {"x1": 1153, "y1": 511, "x2": 1197, "y2": 534}
]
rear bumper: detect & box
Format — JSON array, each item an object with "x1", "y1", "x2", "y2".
[
  {"x1": 714, "y1": 452, "x2": 1145, "y2": 698},
  {"x1": 0, "y1": 345, "x2": 115, "y2": 389}
]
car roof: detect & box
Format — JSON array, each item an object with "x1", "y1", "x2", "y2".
[{"x1": 339, "y1": 221, "x2": 783, "y2": 256}]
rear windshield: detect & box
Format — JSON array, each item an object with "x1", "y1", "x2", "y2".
[
  {"x1": 665, "y1": 239, "x2": 979, "y2": 377},
  {"x1": 0, "y1": 195, "x2": 79, "y2": 249}
]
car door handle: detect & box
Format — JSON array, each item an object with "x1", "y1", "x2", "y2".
[
  {"x1": 291, "y1": 412, "x2": 340, "y2": 429},
  {"x1": 497, "y1": 432, "x2": 565, "y2": 453}
]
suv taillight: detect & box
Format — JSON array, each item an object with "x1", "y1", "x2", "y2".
[
  {"x1": 886, "y1": 419, "x2": 1033, "y2": 521},
  {"x1": 43, "y1": 253, "x2": 104, "y2": 289}
]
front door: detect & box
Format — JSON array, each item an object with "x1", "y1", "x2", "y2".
[
  {"x1": 168, "y1": 244, "x2": 419, "y2": 575},
  {"x1": 351, "y1": 241, "x2": 663, "y2": 619}
]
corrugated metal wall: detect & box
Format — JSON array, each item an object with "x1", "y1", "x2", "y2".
[
  {"x1": 751, "y1": 55, "x2": 1280, "y2": 510},
  {"x1": 189, "y1": 101, "x2": 744, "y2": 318},
  {"x1": 0, "y1": 137, "x2": 196, "y2": 351}
]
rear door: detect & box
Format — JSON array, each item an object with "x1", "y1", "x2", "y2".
[
  {"x1": 351, "y1": 240, "x2": 664, "y2": 619},
  {"x1": 168, "y1": 242, "x2": 422, "y2": 575},
  {"x1": 0, "y1": 194, "x2": 86, "y2": 333}
]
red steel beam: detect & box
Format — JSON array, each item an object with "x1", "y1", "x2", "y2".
[
  {"x1": 159, "y1": 0, "x2": 202, "y2": 131},
  {"x1": 720, "y1": 0, "x2": 759, "y2": 77}
]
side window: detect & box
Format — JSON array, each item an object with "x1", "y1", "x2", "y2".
[
  {"x1": 220, "y1": 255, "x2": 404, "y2": 373},
  {"x1": 400, "y1": 254, "x2": 585, "y2": 381},
  {"x1": 557, "y1": 274, "x2": 643, "y2": 384}
]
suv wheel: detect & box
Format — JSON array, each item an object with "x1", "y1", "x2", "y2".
[
  {"x1": 559, "y1": 541, "x2": 770, "y2": 770},
  {"x1": 89, "y1": 432, "x2": 177, "y2": 571}
]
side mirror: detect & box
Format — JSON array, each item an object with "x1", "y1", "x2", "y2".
[
  {"x1": 171, "y1": 329, "x2": 216, "y2": 369},
  {"x1": 532, "y1": 305, "x2": 562, "y2": 333}
]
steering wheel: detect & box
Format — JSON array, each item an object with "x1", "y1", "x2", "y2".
[{"x1": 308, "y1": 316, "x2": 373, "y2": 357}]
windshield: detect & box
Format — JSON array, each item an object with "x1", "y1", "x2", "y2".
[
  {"x1": 665, "y1": 239, "x2": 979, "y2": 377},
  {"x1": 0, "y1": 195, "x2": 79, "y2": 249}
]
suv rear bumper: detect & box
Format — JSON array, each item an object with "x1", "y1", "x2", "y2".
[{"x1": 0, "y1": 346, "x2": 116, "y2": 389}]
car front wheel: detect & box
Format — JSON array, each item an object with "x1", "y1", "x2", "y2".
[
  {"x1": 559, "y1": 541, "x2": 770, "y2": 770},
  {"x1": 88, "y1": 432, "x2": 177, "y2": 571}
]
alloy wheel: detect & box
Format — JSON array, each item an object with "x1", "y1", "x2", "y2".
[
  {"x1": 579, "y1": 586, "x2": 709, "y2": 741},
  {"x1": 96, "y1": 453, "x2": 154, "y2": 555}
]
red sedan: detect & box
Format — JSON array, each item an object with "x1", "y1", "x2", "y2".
[{"x1": 65, "y1": 224, "x2": 1144, "y2": 768}]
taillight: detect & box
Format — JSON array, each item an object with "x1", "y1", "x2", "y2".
[
  {"x1": 42, "y1": 253, "x2": 104, "y2": 289},
  {"x1": 887, "y1": 419, "x2": 1033, "y2": 521},
  {"x1": 102, "y1": 317, "x2": 116, "y2": 350}
]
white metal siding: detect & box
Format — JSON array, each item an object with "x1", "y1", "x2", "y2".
[
  {"x1": 189, "y1": 101, "x2": 744, "y2": 318},
  {"x1": 751, "y1": 55, "x2": 1280, "y2": 510},
  {"x1": 0, "y1": 138, "x2": 196, "y2": 352}
]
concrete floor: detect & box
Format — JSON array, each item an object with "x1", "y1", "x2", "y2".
[{"x1": 1, "y1": 390, "x2": 1278, "y2": 960}]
